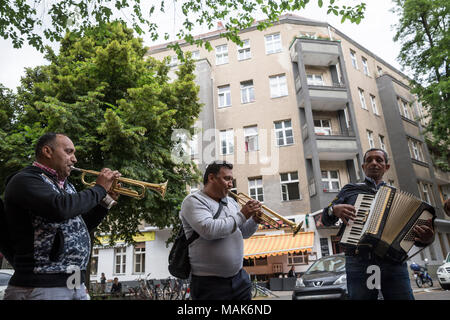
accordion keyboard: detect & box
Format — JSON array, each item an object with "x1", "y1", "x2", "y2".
[{"x1": 340, "y1": 193, "x2": 375, "y2": 246}]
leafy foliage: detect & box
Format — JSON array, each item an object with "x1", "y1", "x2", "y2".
[
  {"x1": 393, "y1": 0, "x2": 449, "y2": 170},
  {"x1": 1, "y1": 0, "x2": 366, "y2": 54},
  {"x1": 0, "y1": 22, "x2": 202, "y2": 244}
]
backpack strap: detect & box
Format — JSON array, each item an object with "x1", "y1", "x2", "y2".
[{"x1": 186, "y1": 200, "x2": 224, "y2": 245}]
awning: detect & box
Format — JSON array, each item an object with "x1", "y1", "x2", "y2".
[{"x1": 243, "y1": 232, "x2": 314, "y2": 259}]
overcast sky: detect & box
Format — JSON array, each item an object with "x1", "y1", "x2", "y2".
[{"x1": 0, "y1": 0, "x2": 404, "y2": 92}]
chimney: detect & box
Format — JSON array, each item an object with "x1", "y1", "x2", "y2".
[{"x1": 217, "y1": 21, "x2": 224, "y2": 30}]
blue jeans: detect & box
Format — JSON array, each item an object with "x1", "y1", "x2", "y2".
[
  {"x1": 191, "y1": 269, "x2": 252, "y2": 300},
  {"x1": 3, "y1": 283, "x2": 89, "y2": 300},
  {"x1": 345, "y1": 255, "x2": 414, "y2": 300}
]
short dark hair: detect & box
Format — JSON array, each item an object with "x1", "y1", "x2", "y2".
[
  {"x1": 35, "y1": 132, "x2": 66, "y2": 159},
  {"x1": 203, "y1": 160, "x2": 233, "y2": 185},
  {"x1": 363, "y1": 148, "x2": 389, "y2": 164}
]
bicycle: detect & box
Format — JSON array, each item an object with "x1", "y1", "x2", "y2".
[{"x1": 251, "y1": 282, "x2": 279, "y2": 298}]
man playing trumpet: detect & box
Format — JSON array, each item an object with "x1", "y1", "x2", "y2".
[
  {"x1": 180, "y1": 160, "x2": 262, "y2": 300},
  {"x1": 3, "y1": 132, "x2": 121, "y2": 300}
]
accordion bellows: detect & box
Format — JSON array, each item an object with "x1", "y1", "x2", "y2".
[{"x1": 341, "y1": 185, "x2": 435, "y2": 263}]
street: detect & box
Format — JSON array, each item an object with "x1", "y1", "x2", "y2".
[{"x1": 255, "y1": 287, "x2": 450, "y2": 300}]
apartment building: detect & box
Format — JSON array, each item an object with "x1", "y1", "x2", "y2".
[{"x1": 85, "y1": 14, "x2": 450, "y2": 283}]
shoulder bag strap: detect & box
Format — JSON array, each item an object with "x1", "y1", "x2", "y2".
[{"x1": 186, "y1": 200, "x2": 224, "y2": 245}]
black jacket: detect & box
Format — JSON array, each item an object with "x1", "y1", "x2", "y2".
[{"x1": 4, "y1": 165, "x2": 108, "y2": 287}]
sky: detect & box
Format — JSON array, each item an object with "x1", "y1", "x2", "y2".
[{"x1": 0, "y1": 0, "x2": 405, "y2": 92}]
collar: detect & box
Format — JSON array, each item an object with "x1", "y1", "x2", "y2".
[
  {"x1": 200, "y1": 189, "x2": 228, "y2": 205},
  {"x1": 364, "y1": 176, "x2": 386, "y2": 190},
  {"x1": 33, "y1": 161, "x2": 66, "y2": 189}
]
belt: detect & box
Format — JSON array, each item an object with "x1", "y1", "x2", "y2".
[{"x1": 344, "y1": 246, "x2": 373, "y2": 259}]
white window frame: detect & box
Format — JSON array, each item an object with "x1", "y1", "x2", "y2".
[
  {"x1": 191, "y1": 50, "x2": 200, "y2": 60},
  {"x1": 410, "y1": 139, "x2": 424, "y2": 161},
  {"x1": 280, "y1": 172, "x2": 301, "y2": 201},
  {"x1": 244, "y1": 126, "x2": 259, "y2": 152},
  {"x1": 189, "y1": 133, "x2": 199, "y2": 156},
  {"x1": 350, "y1": 50, "x2": 358, "y2": 69},
  {"x1": 215, "y1": 44, "x2": 229, "y2": 65},
  {"x1": 269, "y1": 74, "x2": 288, "y2": 98},
  {"x1": 249, "y1": 177, "x2": 264, "y2": 202},
  {"x1": 220, "y1": 129, "x2": 234, "y2": 155},
  {"x1": 274, "y1": 120, "x2": 294, "y2": 146},
  {"x1": 358, "y1": 88, "x2": 367, "y2": 110},
  {"x1": 379, "y1": 135, "x2": 386, "y2": 151},
  {"x1": 133, "y1": 243, "x2": 146, "y2": 274},
  {"x1": 321, "y1": 170, "x2": 340, "y2": 192},
  {"x1": 367, "y1": 130, "x2": 375, "y2": 148},
  {"x1": 240, "y1": 80, "x2": 255, "y2": 104},
  {"x1": 218, "y1": 85, "x2": 231, "y2": 108},
  {"x1": 265, "y1": 33, "x2": 282, "y2": 54},
  {"x1": 402, "y1": 100, "x2": 411, "y2": 119},
  {"x1": 362, "y1": 57, "x2": 370, "y2": 75},
  {"x1": 238, "y1": 39, "x2": 251, "y2": 61},
  {"x1": 90, "y1": 248, "x2": 99, "y2": 275},
  {"x1": 370, "y1": 95, "x2": 379, "y2": 115},
  {"x1": 114, "y1": 247, "x2": 127, "y2": 275},
  {"x1": 288, "y1": 251, "x2": 308, "y2": 265},
  {"x1": 377, "y1": 66, "x2": 383, "y2": 76},
  {"x1": 306, "y1": 74, "x2": 324, "y2": 86},
  {"x1": 314, "y1": 119, "x2": 332, "y2": 136}
]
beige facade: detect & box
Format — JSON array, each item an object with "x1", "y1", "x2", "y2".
[{"x1": 148, "y1": 14, "x2": 450, "y2": 266}]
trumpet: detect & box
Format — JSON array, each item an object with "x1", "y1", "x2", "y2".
[
  {"x1": 70, "y1": 166, "x2": 167, "y2": 199},
  {"x1": 228, "y1": 191, "x2": 303, "y2": 236}
]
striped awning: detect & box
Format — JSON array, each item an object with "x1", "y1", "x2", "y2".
[{"x1": 243, "y1": 232, "x2": 314, "y2": 259}]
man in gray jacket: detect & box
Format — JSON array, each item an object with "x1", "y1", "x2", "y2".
[{"x1": 180, "y1": 161, "x2": 261, "y2": 300}]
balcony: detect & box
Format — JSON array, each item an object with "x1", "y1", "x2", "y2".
[
  {"x1": 291, "y1": 38, "x2": 341, "y2": 67},
  {"x1": 315, "y1": 135, "x2": 358, "y2": 161}
]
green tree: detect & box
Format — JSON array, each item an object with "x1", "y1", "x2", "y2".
[
  {"x1": 393, "y1": 0, "x2": 449, "y2": 169},
  {"x1": 0, "y1": 21, "x2": 202, "y2": 244},
  {"x1": 1, "y1": 0, "x2": 366, "y2": 53}
]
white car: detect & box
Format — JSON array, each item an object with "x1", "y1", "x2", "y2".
[
  {"x1": 0, "y1": 269, "x2": 14, "y2": 300},
  {"x1": 437, "y1": 253, "x2": 450, "y2": 290}
]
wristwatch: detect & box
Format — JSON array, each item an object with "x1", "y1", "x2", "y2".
[{"x1": 328, "y1": 205, "x2": 334, "y2": 217}]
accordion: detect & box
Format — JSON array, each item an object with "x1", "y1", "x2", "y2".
[{"x1": 340, "y1": 185, "x2": 435, "y2": 263}]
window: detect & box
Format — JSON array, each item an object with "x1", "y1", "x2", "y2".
[
  {"x1": 189, "y1": 133, "x2": 198, "y2": 156},
  {"x1": 280, "y1": 172, "x2": 300, "y2": 201},
  {"x1": 402, "y1": 100, "x2": 411, "y2": 119},
  {"x1": 361, "y1": 57, "x2": 369, "y2": 75},
  {"x1": 367, "y1": 130, "x2": 375, "y2": 148},
  {"x1": 249, "y1": 177, "x2": 264, "y2": 202},
  {"x1": 274, "y1": 120, "x2": 294, "y2": 146},
  {"x1": 114, "y1": 247, "x2": 126, "y2": 274},
  {"x1": 377, "y1": 66, "x2": 383, "y2": 76},
  {"x1": 409, "y1": 139, "x2": 424, "y2": 161},
  {"x1": 314, "y1": 119, "x2": 332, "y2": 136},
  {"x1": 321, "y1": 170, "x2": 340, "y2": 192},
  {"x1": 306, "y1": 74, "x2": 324, "y2": 86},
  {"x1": 419, "y1": 182, "x2": 433, "y2": 205},
  {"x1": 169, "y1": 55, "x2": 178, "y2": 67},
  {"x1": 350, "y1": 50, "x2": 358, "y2": 69},
  {"x1": 379, "y1": 135, "x2": 386, "y2": 151},
  {"x1": 358, "y1": 88, "x2": 367, "y2": 110},
  {"x1": 218, "y1": 85, "x2": 231, "y2": 108},
  {"x1": 133, "y1": 243, "x2": 145, "y2": 274},
  {"x1": 370, "y1": 95, "x2": 379, "y2": 115},
  {"x1": 244, "y1": 257, "x2": 268, "y2": 266},
  {"x1": 220, "y1": 129, "x2": 234, "y2": 155},
  {"x1": 240, "y1": 80, "x2": 255, "y2": 104},
  {"x1": 90, "y1": 249, "x2": 99, "y2": 275},
  {"x1": 288, "y1": 251, "x2": 308, "y2": 265},
  {"x1": 215, "y1": 44, "x2": 228, "y2": 65},
  {"x1": 265, "y1": 33, "x2": 282, "y2": 54},
  {"x1": 269, "y1": 74, "x2": 288, "y2": 98},
  {"x1": 244, "y1": 126, "x2": 258, "y2": 152},
  {"x1": 238, "y1": 39, "x2": 251, "y2": 60},
  {"x1": 191, "y1": 50, "x2": 200, "y2": 60}
]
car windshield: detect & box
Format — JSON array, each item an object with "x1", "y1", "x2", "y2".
[
  {"x1": 305, "y1": 256, "x2": 345, "y2": 274},
  {"x1": 446, "y1": 253, "x2": 450, "y2": 263}
]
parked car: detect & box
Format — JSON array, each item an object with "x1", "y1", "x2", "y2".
[
  {"x1": 0, "y1": 269, "x2": 14, "y2": 300},
  {"x1": 437, "y1": 252, "x2": 450, "y2": 290},
  {"x1": 292, "y1": 254, "x2": 347, "y2": 300}
]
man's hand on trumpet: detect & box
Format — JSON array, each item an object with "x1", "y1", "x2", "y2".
[
  {"x1": 96, "y1": 168, "x2": 122, "y2": 209},
  {"x1": 240, "y1": 198, "x2": 262, "y2": 221}
]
